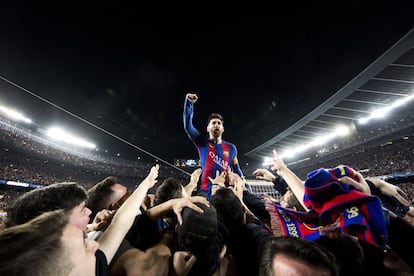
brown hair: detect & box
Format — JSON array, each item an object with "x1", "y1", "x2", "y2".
[
  {"x1": 0, "y1": 210, "x2": 73, "y2": 275},
  {"x1": 259, "y1": 236, "x2": 339, "y2": 276},
  {"x1": 207, "y1": 113, "x2": 224, "y2": 125},
  {"x1": 87, "y1": 176, "x2": 119, "y2": 219},
  {"x1": 6, "y1": 183, "x2": 87, "y2": 227}
]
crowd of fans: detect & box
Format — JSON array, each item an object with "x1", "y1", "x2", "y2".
[
  {"x1": 293, "y1": 134, "x2": 414, "y2": 179},
  {"x1": 1, "y1": 118, "x2": 414, "y2": 210},
  {"x1": 1, "y1": 116, "x2": 414, "y2": 275},
  {"x1": 0, "y1": 119, "x2": 161, "y2": 179},
  {"x1": 0, "y1": 121, "x2": 189, "y2": 209}
]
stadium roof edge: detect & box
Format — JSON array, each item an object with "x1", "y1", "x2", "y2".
[{"x1": 244, "y1": 27, "x2": 414, "y2": 161}]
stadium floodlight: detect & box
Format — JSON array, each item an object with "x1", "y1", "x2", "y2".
[
  {"x1": 279, "y1": 148, "x2": 295, "y2": 160},
  {"x1": 264, "y1": 124, "x2": 352, "y2": 162},
  {"x1": 46, "y1": 127, "x2": 96, "y2": 149},
  {"x1": 358, "y1": 94, "x2": 414, "y2": 125},
  {"x1": 0, "y1": 105, "x2": 32, "y2": 124},
  {"x1": 334, "y1": 124, "x2": 351, "y2": 137},
  {"x1": 262, "y1": 156, "x2": 273, "y2": 166},
  {"x1": 309, "y1": 132, "x2": 336, "y2": 147},
  {"x1": 358, "y1": 117, "x2": 369, "y2": 125}
]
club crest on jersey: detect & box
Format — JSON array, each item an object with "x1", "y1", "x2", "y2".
[{"x1": 223, "y1": 151, "x2": 229, "y2": 157}]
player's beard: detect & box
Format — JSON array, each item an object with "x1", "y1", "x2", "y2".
[{"x1": 212, "y1": 128, "x2": 221, "y2": 138}]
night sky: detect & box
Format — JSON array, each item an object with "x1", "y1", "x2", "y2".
[{"x1": 1, "y1": 3, "x2": 413, "y2": 169}]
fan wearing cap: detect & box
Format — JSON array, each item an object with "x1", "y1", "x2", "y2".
[{"x1": 176, "y1": 202, "x2": 226, "y2": 276}]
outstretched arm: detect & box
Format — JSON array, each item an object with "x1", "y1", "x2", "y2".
[
  {"x1": 253, "y1": 167, "x2": 289, "y2": 196},
  {"x1": 253, "y1": 168, "x2": 276, "y2": 182},
  {"x1": 367, "y1": 178, "x2": 410, "y2": 206},
  {"x1": 269, "y1": 149, "x2": 308, "y2": 211},
  {"x1": 98, "y1": 164, "x2": 159, "y2": 263},
  {"x1": 146, "y1": 196, "x2": 210, "y2": 225},
  {"x1": 337, "y1": 176, "x2": 371, "y2": 195},
  {"x1": 183, "y1": 93, "x2": 202, "y2": 143},
  {"x1": 230, "y1": 172, "x2": 257, "y2": 219},
  {"x1": 184, "y1": 168, "x2": 202, "y2": 196}
]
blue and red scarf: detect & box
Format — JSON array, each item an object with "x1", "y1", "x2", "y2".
[
  {"x1": 303, "y1": 168, "x2": 388, "y2": 248},
  {"x1": 265, "y1": 167, "x2": 388, "y2": 248},
  {"x1": 265, "y1": 202, "x2": 322, "y2": 240}
]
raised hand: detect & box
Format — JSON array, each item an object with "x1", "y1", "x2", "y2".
[
  {"x1": 185, "y1": 168, "x2": 202, "y2": 196},
  {"x1": 229, "y1": 172, "x2": 245, "y2": 201},
  {"x1": 186, "y1": 93, "x2": 198, "y2": 104},
  {"x1": 208, "y1": 170, "x2": 227, "y2": 187},
  {"x1": 270, "y1": 149, "x2": 287, "y2": 174},
  {"x1": 145, "y1": 164, "x2": 159, "y2": 188},
  {"x1": 172, "y1": 196, "x2": 210, "y2": 225},
  {"x1": 190, "y1": 168, "x2": 202, "y2": 185},
  {"x1": 88, "y1": 209, "x2": 115, "y2": 232},
  {"x1": 172, "y1": 251, "x2": 197, "y2": 276},
  {"x1": 253, "y1": 168, "x2": 276, "y2": 182}
]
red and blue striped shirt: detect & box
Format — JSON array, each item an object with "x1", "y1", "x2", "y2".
[{"x1": 184, "y1": 99, "x2": 243, "y2": 199}]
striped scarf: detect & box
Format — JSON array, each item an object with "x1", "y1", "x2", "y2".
[
  {"x1": 303, "y1": 168, "x2": 388, "y2": 248},
  {"x1": 264, "y1": 201, "x2": 323, "y2": 240}
]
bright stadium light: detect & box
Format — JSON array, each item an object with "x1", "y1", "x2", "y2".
[
  {"x1": 358, "y1": 94, "x2": 414, "y2": 125},
  {"x1": 0, "y1": 105, "x2": 32, "y2": 124},
  {"x1": 46, "y1": 127, "x2": 96, "y2": 149},
  {"x1": 264, "y1": 124, "x2": 352, "y2": 162},
  {"x1": 334, "y1": 124, "x2": 351, "y2": 137},
  {"x1": 262, "y1": 156, "x2": 273, "y2": 166},
  {"x1": 358, "y1": 117, "x2": 370, "y2": 125},
  {"x1": 279, "y1": 148, "x2": 296, "y2": 159}
]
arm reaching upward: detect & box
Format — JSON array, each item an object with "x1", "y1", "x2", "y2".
[
  {"x1": 253, "y1": 168, "x2": 276, "y2": 182},
  {"x1": 146, "y1": 196, "x2": 210, "y2": 225},
  {"x1": 185, "y1": 168, "x2": 202, "y2": 196},
  {"x1": 98, "y1": 164, "x2": 159, "y2": 263},
  {"x1": 183, "y1": 93, "x2": 202, "y2": 144},
  {"x1": 269, "y1": 149, "x2": 308, "y2": 211},
  {"x1": 367, "y1": 178, "x2": 410, "y2": 206}
]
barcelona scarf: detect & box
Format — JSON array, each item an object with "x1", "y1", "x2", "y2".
[
  {"x1": 303, "y1": 167, "x2": 388, "y2": 248},
  {"x1": 265, "y1": 201, "x2": 323, "y2": 240}
]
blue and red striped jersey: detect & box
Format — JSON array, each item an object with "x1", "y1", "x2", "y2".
[{"x1": 184, "y1": 99, "x2": 243, "y2": 199}]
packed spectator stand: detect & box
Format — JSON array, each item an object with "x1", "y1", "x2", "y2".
[
  {"x1": 1, "y1": 113, "x2": 413, "y2": 211},
  {"x1": 0, "y1": 117, "x2": 189, "y2": 212}
]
